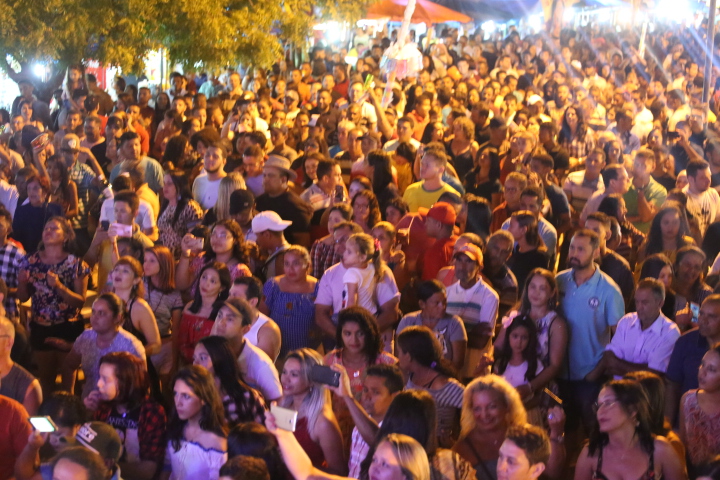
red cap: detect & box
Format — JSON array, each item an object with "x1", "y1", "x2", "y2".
[{"x1": 426, "y1": 202, "x2": 456, "y2": 226}]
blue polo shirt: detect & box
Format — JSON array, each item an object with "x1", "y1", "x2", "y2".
[
  {"x1": 666, "y1": 328, "x2": 708, "y2": 396},
  {"x1": 556, "y1": 266, "x2": 624, "y2": 380}
]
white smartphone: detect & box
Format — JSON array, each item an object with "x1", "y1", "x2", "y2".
[
  {"x1": 190, "y1": 237, "x2": 204, "y2": 251},
  {"x1": 110, "y1": 223, "x2": 133, "y2": 238},
  {"x1": 29, "y1": 416, "x2": 57, "y2": 433},
  {"x1": 271, "y1": 404, "x2": 298, "y2": 432}
]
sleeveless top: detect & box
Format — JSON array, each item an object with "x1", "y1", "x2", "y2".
[
  {"x1": 294, "y1": 416, "x2": 326, "y2": 469},
  {"x1": 682, "y1": 390, "x2": 720, "y2": 466},
  {"x1": 593, "y1": 443, "x2": 656, "y2": 480},
  {"x1": 0, "y1": 363, "x2": 34, "y2": 404},
  {"x1": 461, "y1": 437, "x2": 497, "y2": 480},
  {"x1": 244, "y1": 313, "x2": 268, "y2": 348},
  {"x1": 122, "y1": 297, "x2": 147, "y2": 345}
]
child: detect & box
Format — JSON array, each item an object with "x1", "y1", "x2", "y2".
[
  {"x1": 493, "y1": 315, "x2": 543, "y2": 399},
  {"x1": 342, "y1": 233, "x2": 383, "y2": 311}
]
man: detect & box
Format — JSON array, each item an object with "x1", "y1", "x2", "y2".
[
  {"x1": 227, "y1": 276, "x2": 281, "y2": 362},
  {"x1": 666, "y1": 294, "x2": 720, "y2": 423},
  {"x1": 667, "y1": 89, "x2": 691, "y2": 131},
  {"x1": 192, "y1": 141, "x2": 228, "y2": 210},
  {"x1": 497, "y1": 424, "x2": 551, "y2": 480},
  {"x1": 409, "y1": 93, "x2": 432, "y2": 141},
  {"x1": 167, "y1": 72, "x2": 188, "y2": 101},
  {"x1": 255, "y1": 155, "x2": 313, "y2": 247},
  {"x1": 547, "y1": 83, "x2": 572, "y2": 125},
  {"x1": 334, "y1": 127, "x2": 363, "y2": 184},
  {"x1": 47, "y1": 447, "x2": 112, "y2": 480},
  {"x1": 383, "y1": 116, "x2": 421, "y2": 153},
  {"x1": 529, "y1": 153, "x2": 571, "y2": 235},
  {"x1": 108, "y1": 131, "x2": 164, "y2": 194},
  {"x1": 683, "y1": 159, "x2": 720, "y2": 235},
  {"x1": 402, "y1": 147, "x2": 459, "y2": 212},
  {"x1": 315, "y1": 221, "x2": 399, "y2": 348},
  {"x1": 81, "y1": 116, "x2": 105, "y2": 157},
  {"x1": 98, "y1": 174, "x2": 157, "y2": 241},
  {"x1": 582, "y1": 61, "x2": 607, "y2": 91},
  {"x1": 137, "y1": 87, "x2": 155, "y2": 131},
  {"x1": 623, "y1": 148, "x2": 667, "y2": 233},
  {"x1": 556, "y1": 229, "x2": 624, "y2": 433},
  {"x1": 538, "y1": 122, "x2": 570, "y2": 179},
  {"x1": 251, "y1": 211, "x2": 291, "y2": 282},
  {"x1": 269, "y1": 123, "x2": 298, "y2": 162},
  {"x1": 501, "y1": 186, "x2": 557, "y2": 261},
  {"x1": 422, "y1": 202, "x2": 458, "y2": 281},
  {"x1": 670, "y1": 120, "x2": 704, "y2": 175},
  {"x1": 688, "y1": 105, "x2": 708, "y2": 148},
  {"x1": 0, "y1": 317, "x2": 41, "y2": 415},
  {"x1": 53, "y1": 108, "x2": 85, "y2": 152},
  {"x1": 85, "y1": 73, "x2": 114, "y2": 115},
  {"x1": 348, "y1": 81, "x2": 377, "y2": 131},
  {"x1": 584, "y1": 212, "x2": 634, "y2": 310},
  {"x1": 11, "y1": 79, "x2": 48, "y2": 122},
  {"x1": 445, "y1": 244, "x2": 499, "y2": 379},
  {"x1": 310, "y1": 89, "x2": 341, "y2": 147},
  {"x1": 526, "y1": 95, "x2": 551, "y2": 124},
  {"x1": 587, "y1": 278, "x2": 680, "y2": 383},
  {"x1": 563, "y1": 148, "x2": 605, "y2": 222},
  {"x1": 482, "y1": 230, "x2": 518, "y2": 319},
  {"x1": 301, "y1": 159, "x2": 340, "y2": 213},
  {"x1": 242, "y1": 144, "x2": 265, "y2": 197},
  {"x1": 332, "y1": 63, "x2": 350, "y2": 99},
  {"x1": 60, "y1": 133, "x2": 98, "y2": 252},
  {"x1": 491, "y1": 172, "x2": 527, "y2": 232},
  {"x1": 124, "y1": 102, "x2": 151, "y2": 155},
  {"x1": 322, "y1": 74, "x2": 342, "y2": 105},
  {"x1": 612, "y1": 108, "x2": 640, "y2": 155},
  {"x1": 214, "y1": 297, "x2": 282, "y2": 401},
  {"x1": 580, "y1": 164, "x2": 630, "y2": 224}
]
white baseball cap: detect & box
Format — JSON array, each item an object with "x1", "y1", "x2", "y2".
[
  {"x1": 527, "y1": 94, "x2": 544, "y2": 106},
  {"x1": 252, "y1": 211, "x2": 292, "y2": 233}
]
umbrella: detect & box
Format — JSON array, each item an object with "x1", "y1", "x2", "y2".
[{"x1": 366, "y1": 0, "x2": 473, "y2": 24}]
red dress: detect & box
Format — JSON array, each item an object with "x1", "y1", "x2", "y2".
[{"x1": 178, "y1": 312, "x2": 215, "y2": 363}]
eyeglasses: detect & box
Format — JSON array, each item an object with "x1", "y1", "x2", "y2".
[{"x1": 593, "y1": 399, "x2": 618, "y2": 413}]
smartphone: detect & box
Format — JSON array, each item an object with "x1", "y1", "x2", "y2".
[
  {"x1": 271, "y1": 404, "x2": 298, "y2": 432},
  {"x1": 31, "y1": 133, "x2": 50, "y2": 150},
  {"x1": 310, "y1": 365, "x2": 340, "y2": 387},
  {"x1": 110, "y1": 223, "x2": 132, "y2": 238},
  {"x1": 691, "y1": 302, "x2": 700, "y2": 322},
  {"x1": 542, "y1": 388, "x2": 563, "y2": 407},
  {"x1": 189, "y1": 237, "x2": 204, "y2": 251},
  {"x1": 100, "y1": 220, "x2": 110, "y2": 231},
  {"x1": 29, "y1": 416, "x2": 57, "y2": 433},
  {"x1": 668, "y1": 131, "x2": 680, "y2": 140}
]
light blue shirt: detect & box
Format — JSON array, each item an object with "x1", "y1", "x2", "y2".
[{"x1": 556, "y1": 266, "x2": 624, "y2": 380}]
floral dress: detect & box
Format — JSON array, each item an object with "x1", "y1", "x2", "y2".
[{"x1": 157, "y1": 200, "x2": 204, "y2": 253}]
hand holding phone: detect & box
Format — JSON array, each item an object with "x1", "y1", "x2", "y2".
[
  {"x1": 29, "y1": 416, "x2": 57, "y2": 433},
  {"x1": 270, "y1": 404, "x2": 298, "y2": 432},
  {"x1": 310, "y1": 365, "x2": 340, "y2": 388},
  {"x1": 109, "y1": 223, "x2": 133, "y2": 238}
]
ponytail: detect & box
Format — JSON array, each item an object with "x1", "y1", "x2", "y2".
[{"x1": 350, "y1": 233, "x2": 386, "y2": 285}]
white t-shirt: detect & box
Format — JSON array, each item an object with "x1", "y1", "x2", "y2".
[
  {"x1": 237, "y1": 340, "x2": 282, "y2": 401},
  {"x1": 500, "y1": 361, "x2": 544, "y2": 388},
  {"x1": 192, "y1": 175, "x2": 223, "y2": 211},
  {"x1": 683, "y1": 186, "x2": 720, "y2": 235},
  {"x1": 99, "y1": 196, "x2": 157, "y2": 230},
  {"x1": 343, "y1": 265, "x2": 377, "y2": 313},
  {"x1": 0, "y1": 180, "x2": 19, "y2": 218}
]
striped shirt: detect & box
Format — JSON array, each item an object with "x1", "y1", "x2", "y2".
[
  {"x1": 407, "y1": 377, "x2": 464, "y2": 446},
  {"x1": 445, "y1": 279, "x2": 499, "y2": 331}
]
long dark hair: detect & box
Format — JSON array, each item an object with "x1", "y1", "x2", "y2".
[
  {"x1": 352, "y1": 189, "x2": 381, "y2": 229},
  {"x1": 598, "y1": 193, "x2": 624, "y2": 221},
  {"x1": 227, "y1": 423, "x2": 289, "y2": 480},
  {"x1": 396, "y1": 326, "x2": 457, "y2": 379},
  {"x1": 46, "y1": 155, "x2": 73, "y2": 205},
  {"x1": 162, "y1": 134, "x2": 190, "y2": 169},
  {"x1": 517, "y1": 268, "x2": 559, "y2": 314},
  {"x1": 558, "y1": 104, "x2": 590, "y2": 144},
  {"x1": 644, "y1": 203, "x2": 691, "y2": 257},
  {"x1": 493, "y1": 315, "x2": 539, "y2": 382},
  {"x1": 360, "y1": 390, "x2": 439, "y2": 479},
  {"x1": 588, "y1": 379, "x2": 654, "y2": 457},
  {"x1": 205, "y1": 219, "x2": 251, "y2": 265},
  {"x1": 159, "y1": 170, "x2": 193, "y2": 227},
  {"x1": 335, "y1": 306, "x2": 382, "y2": 364},
  {"x1": 464, "y1": 195, "x2": 492, "y2": 241},
  {"x1": 167, "y1": 366, "x2": 227, "y2": 451},
  {"x1": 197, "y1": 336, "x2": 264, "y2": 425},
  {"x1": 189, "y1": 261, "x2": 231, "y2": 319},
  {"x1": 367, "y1": 150, "x2": 394, "y2": 192},
  {"x1": 99, "y1": 352, "x2": 150, "y2": 411},
  {"x1": 623, "y1": 370, "x2": 669, "y2": 436},
  {"x1": 639, "y1": 254, "x2": 673, "y2": 286}
]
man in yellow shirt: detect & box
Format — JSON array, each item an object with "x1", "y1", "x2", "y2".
[{"x1": 402, "y1": 145, "x2": 459, "y2": 212}]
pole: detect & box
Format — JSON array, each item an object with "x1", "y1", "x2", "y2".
[{"x1": 703, "y1": 0, "x2": 717, "y2": 107}]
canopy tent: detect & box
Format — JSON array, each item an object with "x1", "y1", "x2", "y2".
[
  {"x1": 366, "y1": 0, "x2": 473, "y2": 24},
  {"x1": 432, "y1": 0, "x2": 626, "y2": 21}
]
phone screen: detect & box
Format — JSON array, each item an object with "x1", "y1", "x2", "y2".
[{"x1": 29, "y1": 416, "x2": 57, "y2": 433}]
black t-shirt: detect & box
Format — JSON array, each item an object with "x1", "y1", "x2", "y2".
[
  {"x1": 508, "y1": 247, "x2": 549, "y2": 289},
  {"x1": 546, "y1": 144, "x2": 570, "y2": 171},
  {"x1": 255, "y1": 190, "x2": 312, "y2": 244},
  {"x1": 544, "y1": 183, "x2": 570, "y2": 229},
  {"x1": 464, "y1": 169, "x2": 502, "y2": 204}
]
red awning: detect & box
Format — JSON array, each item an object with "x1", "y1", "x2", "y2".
[{"x1": 366, "y1": 0, "x2": 473, "y2": 24}]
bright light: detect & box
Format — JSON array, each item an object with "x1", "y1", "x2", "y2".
[
  {"x1": 528, "y1": 14, "x2": 543, "y2": 32},
  {"x1": 563, "y1": 7, "x2": 575, "y2": 23},
  {"x1": 32, "y1": 63, "x2": 44, "y2": 78},
  {"x1": 482, "y1": 21, "x2": 496, "y2": 34}
]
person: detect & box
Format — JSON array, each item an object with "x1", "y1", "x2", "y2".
[
  {"x1": 226, "y1": 423, "x2": 288, "y2": 480},
  {"x1": 481, "y1": 230, "x2": 519, "y2": 318},
  {"x1": 343, "y1": 232, "x2": 383, "y2": 311},
  {"x1": 0, "y1": 390, "x2": 31, "y2": 480},
  {"x1": 680, "y1": 344, "x2": 720, "y2": 476},
  {"x1": 491, "y1": 172, "x2": 527, "y2": 232},
  {"x1": 162, "y1": 366, "x2": 228, "y2": 480},
  {"x1": 465, "y1": 148, "x2": 502, "y2": 209},
  {"x1": 624, "y1": 148, "x2": 668, "y2": 234},
  {"x1": 637, "y1": 254, "x2": 677, "y2": 321},
  {"x1": 12, "y1": 173, "x2": 63, "y2": 254},
  {"x1": 673, "y1": 246, "x2": 713, "y2": 331},
  {"x1": 109, "y1": 131, "x2": 164, "y2": 194},
  {"x1": 574, "y1": 379, "x2": 685, "y2": 480},
  {"x1": 60, "y1": 132, "x2": 98, "y2": 252},
  {"x1": 0, "y1": 317, "x2": 42, "y2": 415},
  {"x1": 158, "y1": 170, "x2": 204, "y2": 254},
  {"x1": 202, "y1": 173, "x2": 247, "y2": 226},
  {"x1": 45, "y1": 446, "x2": 112, "y2": 480},
  {"x1": 422, "y1": 202, "x2": 458, "y2": 281},
  {"x1": 143, "y1": 245, "x2": 184, "y2": 380},
  {"x1": 371, "y1": 221, "x2": 407, "y2": 290},
  {"x1": 556, "y1": 229, "x2": 624, "y2": 435},
  {"x1": 177, "y1": 262, "x2": 231, "y2": 364},
  {"x1": 563, "y1": 148, "x2": 605, "y2": 222},
  {"x1": 61, "y1": 293, "x2": 147, "y2": 399},
  {"x1": 351, "y1": 189, "x2": 381, "y2": 235},
  {"x1": 279, "y1": 348, "x2": 346, "y2": 474},
  {"x1": 242, "y1": 145, "x2": 265, "y2": 197},
  {"x1": 193, "y1": 336, "x2": 266, "y2": 425},
  {"x1": 497, "y1": 424, "x2": 552, "y2": 480},
  {"x1": 192, "y1": 141, "x2": 228, "y2": 210},
  {"x1": 579, "y1": 164, "x2": 630, "y2": 226},
  {"x1": 0, "y1": 207, "x2": 23, "y2": 321},
  {"x1": 44, "y1": 154, "x2": 78, "y2": 220},
  {"x1": 17, "y1": 216, "x2": 90, "y2": 394},
  {"x1": 309, "y1": 203, "x2": 352, "y2": 280},
  {"x1": 493, "y1": 315, "x2": 543, "y2": 397},
  {"x1": 397, "y1": 326, "x2": 464, "y2": 448},
  {"x1": 507, "y1": 211, "x2": 549, "y2": 290},
  {"x1": 684, "y1": 160, "x2": 720, "y2": 236},
  {"x1": 637, "y1": 203, "x2": 694, "y2": 265},
  {"x1": 218, "y1": 455, "x2": 271, "y2": 480},
  {"x1": 228, "y1": 276, "x2": 282, "y2": 362},
  {"x1": 211, "y1": 297, "x2": 282, "y2": 401},
  {"x1": 259, "y1": 245, "x2": 318, "y2": 359},
  {"x1": 84, "y1": 352, "x2": 167, "y2": 480},
  {"x1": 403, "y1": 145, "x2": 459, "y2": 212},
  {"x1": 586, "y1": 279, "x2": 681, "y2": 381},
  {"x1": 397, "y1": 280, "x2": 468, "y2": 372}
]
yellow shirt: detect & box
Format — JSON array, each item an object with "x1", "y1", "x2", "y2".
[{"x1": 402, "y1": 181, "x2": 459, "y2": 212}]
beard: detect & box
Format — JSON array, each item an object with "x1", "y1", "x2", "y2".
[{"x1": 567, "y1": 256, "x2": 592, "y2": 270}]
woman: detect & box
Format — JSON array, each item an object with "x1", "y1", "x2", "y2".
[
  {"x1": 464, "y1": 149, "x2": 502, "y2": 209},
  {"x1": 111, "y1": 256, "x2": 162, "y2": 356},
  {"x1": 143, "y1": 245, "x2": 184, "y2": 380},
  {"x1": 61, "y1": 293, "x2": 146, "y2": 399},
  {"x1": 13, "y1": 174, "x2": 63, "y2": 254},
  {"x1": 603, "y1": 139, "x2": 623, "y2": 166},
  {"x1": 575, "y1": 379, "x2": 685, "y2": 480},
  {"x1": 557, "y1": 104, "x2": 595, "y2": 165},
  {"x1": 18, "y1": 216, "x2": 90, "y2": 394},
  {"x1": 177, "y1": 219, "x2": 252, "y2": 293},
  {"x1": 260, "y1": 245, "x2": 318, "y2": 359},
  {"x1": 45, "y1": 155, "x2": 78, "y2": 219},
  {"x1": 637, "y1": 203, "x2": 694, "y2": 264},
  {"x1": 680, "y1": 345, "x2": 720, "y2": 476},
  {"x1": 367, "y1": 150, "x2": 400, "y2": 215},
  {"x1": 598, "y1": 194, "x2": 645, "y2": 266},
  {"x1": 507, "y1": 212, "x2": 549, "y2": 289},
  {"x1": 162, "y1": 135, "x2": 192, "y2": 172},
  {"x1": 494, "y1": 269, "x2": 568, "y2": 409},
  {"x1": 193, "y1": 336, "x2": 266, "y2": 426},
  {"x1": 85, "y1": 352, "x2": 166, "y2": 480},
  {"x1": 162, "y1": 366, "x2": 227, "y2": 480},
  {"x1": 421, "y1": 121, "x2": 446, "y2": 145},
  {"x1": 154, "y1": 92, "x2": 171, "y2": 128},
  {"x1": 637, "y1": 254, "x2": 677, "y2": 321},
  {"x1": 309, "y1": 203, "x2": 352, "y2": 280},
  {"x1": 394, "y1": 142, "x2": 417, "y2": 195},
  {"x1": 397, "y1": 280, "x2": 467, "y2": 372},
  {"x1": 673, "y1": 246, "x2": 713, "y2": 331},
  {"x1": 202, "y1": 173, "x2": 247, "y2": 226},
  {"x1": 372, "y1": 221, "x2": 407, "y2": 292},
  {"x1": 397, "y1": 326, "x2": 464, "y2": 448},
  {"x1": 157, "y1": 170, "x2": 204, "y2": 254},
  {"x1": 458, "y1": 195, "x2": 493, "y2": 241},
  {"x1": 178, "y1": 262, "x2": 231, "y2": 364},
  {"x1": 227, "y1": 422, "x2": 289, "y2": 480},
  {"x1": 279, "y1": 348, "x2": 346, "y2": 474},
  {"x1": 446, "y1": 117, "x2": 480, "y2": 182},
  {"x1": 352, "y1": 189, "x2": 381, "y2": 234}
]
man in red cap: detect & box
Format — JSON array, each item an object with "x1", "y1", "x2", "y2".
[{"x1": 421, "y1": 202, "x2": 458, "y2": 281}]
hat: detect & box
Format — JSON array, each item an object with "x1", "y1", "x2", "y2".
[
  {"x1": 270, "y1": 122, "x2": 288, "y2": 135},
  {"x1": 70, "y1": 422, "x2": 123, "y2": 462},
  {"x1": 229, "y1": 189, "x2": 255, "y2": 215},
  {"x1": 426, "y1": 202, "x2": 456, "y2": 226},
  {"x1": 453, "y1": 244, "x2": 483, "y2": 263},
  {"x1": 527, "y1": 94, "x2": 544, "y2": 106},
  {"x1": 285, "y1": 90, "x2": 300, "y2": 102},
  {"x1": 252, "y1": 211, "x2": 291, "y2": 233},
  {"x1": 264, "y1": 154, "x2": 297, "y2": 181},
  {"x1": 61, "y1": 133, "x2": 81, "y2": 152}
]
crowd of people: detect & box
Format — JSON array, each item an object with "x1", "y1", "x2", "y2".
[{"x1": 2, "y1": 18, "x2": 720, "y2": 480}]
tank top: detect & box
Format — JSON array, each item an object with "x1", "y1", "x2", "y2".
[
  {"x1": 0, "y1": 363, "x2": 34, "y2": 404},
  {"x1": 244, "y1": 313, "x2": 268, "y2": 348},
  {"x1": 122, "y1": 297, "x2": 147, "y2": 345},
  {"x1": 593, "y1": 443, "x2": 656, "y2": 480},
  {"x1": 294, "y1": 416, "x2": 326, "y2": 469}
]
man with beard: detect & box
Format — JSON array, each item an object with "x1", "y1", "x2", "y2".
[
  {"x1": 192, "y1": 141, "x2": 227, "y2": 210},
  {"x1": 555, "y1": 229, "x2": 623, "y2": 439}
]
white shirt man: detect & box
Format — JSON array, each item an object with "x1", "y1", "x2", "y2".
[
  {"x1": 192, "y1": 143, "x2": 227, "y2": 210},
  {"x1": 683, "y1": 160, "x2": 720, "y2": 235},
  {"x1": 238, "y1": 340, "x2": 282, "y2": 401}
]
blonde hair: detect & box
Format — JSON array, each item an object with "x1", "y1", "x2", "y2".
[
  {"x1": 280, "y1": 348, "x2": 330, "y2": 434},
  {"x1": 460, "y1": 375, "x2": 527, "y2": 438},
  {"x1": 348, "y1": 232, "x2": 384, "y2": 285},
  {"x1": 215, "y1": 173, "x2": 247, "y2": 221},
  {"x1": 380, "y1": 433, "x2": 431, "y2": 480}
]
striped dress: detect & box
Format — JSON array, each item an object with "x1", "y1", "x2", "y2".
[
  {"x1": 407, "y1": 377, "x2": 465, "y2": 448},
  {"x1": 263, "y1": 277, "x2": 319, "y2": 358}
]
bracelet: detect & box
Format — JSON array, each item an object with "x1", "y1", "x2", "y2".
[{"x1": 550, "y1": 433, "x2": 565, "y2": 444}]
